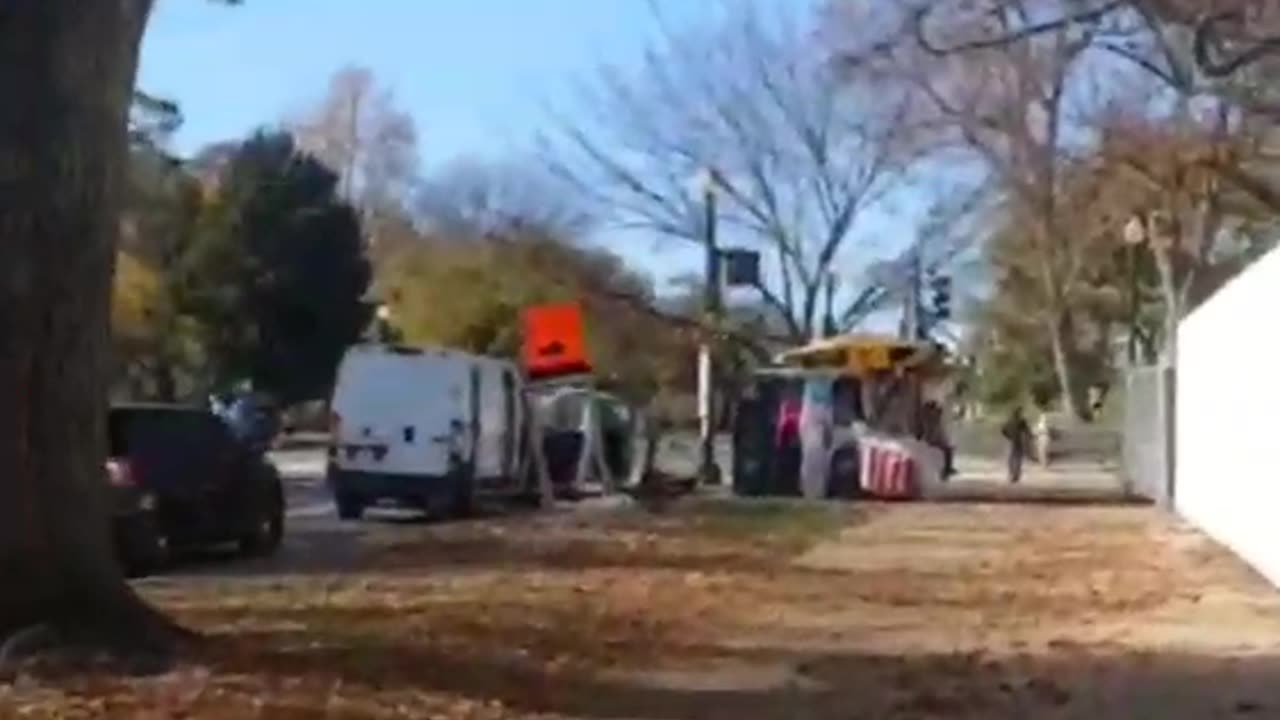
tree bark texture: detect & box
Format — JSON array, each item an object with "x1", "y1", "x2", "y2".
[
  {"x1": 1046, "y1": 309, "x2": 1088, "y2": 422},
  {"x1": 0, "y1": 1, "x2": 164, "y2": 645}
]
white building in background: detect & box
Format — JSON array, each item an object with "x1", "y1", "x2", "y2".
[{"x1": 1175, "y1": 245, "x2": 1280, "y2": 588}]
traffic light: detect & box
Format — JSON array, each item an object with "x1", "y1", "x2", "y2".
[{"x1": 929, "y1": 273, "x2": 952, "y2": 321}]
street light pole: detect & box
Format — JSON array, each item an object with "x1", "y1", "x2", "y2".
[
  {"x1": 1127, "y1": 243, "x2": 1138, "y2": 365},
  {"x1": 1123, "y1": 216, "x2": 1146, "y2": 366},
  {"x1": 697, "y1": 171, "x2": 722, "y2": 485}
]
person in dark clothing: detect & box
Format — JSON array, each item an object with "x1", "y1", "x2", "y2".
[
  {"x1": 225, "y1": 393, "x2": 279, "y2": 453},
  {"x1": 1001, "y1": 406, "x2": 1032, "y2": 484},
  {"x1": 920, "y1": 400, "x2": 954, "y2": 480}
]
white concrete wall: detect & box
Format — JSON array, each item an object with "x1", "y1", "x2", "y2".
[{"x1": 1176, "y1": 246, "x2": 1280, "y2": 588}]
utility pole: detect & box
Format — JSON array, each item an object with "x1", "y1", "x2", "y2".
[
  {"x1": 697, "y1": 171, "x2": 722, "y2": 486},
  {"x1": 1123, "y1": 216, "x2": 1146, "y2": 366},
  {"x1": 914, "y1": 249, "x2": 924, "y2": 340}
]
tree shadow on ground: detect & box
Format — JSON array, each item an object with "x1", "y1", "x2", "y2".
[
  {"x1": 148, "y1": 522, "x2": 850, "y2": 589},
  {"x1": 157, "y1": 502, "x2": 534, "y2": 578},
  {"x1": 172, "y1": 500, "x2": 866, "y2": 580},
  {"x1": 198, "y1": 628, "x2": 1280, "y2": 720},
  {"x1": 101, "y1": 497, "x2": 1280, "y2": 719}
]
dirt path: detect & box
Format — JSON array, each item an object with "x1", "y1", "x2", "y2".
[
  {"x1": 691, "y1": 503, "x2": 1280, "y2": 719},
  {"x1": 6, "y1": 499, "x2": 1280, "y2": 719}
]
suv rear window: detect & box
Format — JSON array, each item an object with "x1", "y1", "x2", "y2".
[{"x1": 108, "y1": 407, "x2": 228, "y2": 456}]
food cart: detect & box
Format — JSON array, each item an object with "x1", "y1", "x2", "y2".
[{"x1": 733, "y1": 334, "x2": 952, "y2": 501}]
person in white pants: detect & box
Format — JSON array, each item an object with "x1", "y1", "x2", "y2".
[{"x1": 1034, "y1": 411, "x2": 1052, "y2": 467}]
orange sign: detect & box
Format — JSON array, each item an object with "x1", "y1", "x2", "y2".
[{"x1": 521, "y1": 302, "x2": 592, "y2": 379}]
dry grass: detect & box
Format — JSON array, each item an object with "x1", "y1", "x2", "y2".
[{"x1": 4, "y1": 499, "x2": 1280, "y2": 719}]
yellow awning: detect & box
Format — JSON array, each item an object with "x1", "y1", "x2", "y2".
[{"x1": 774, "y1": 334, "x2": 940, "y2": 375}]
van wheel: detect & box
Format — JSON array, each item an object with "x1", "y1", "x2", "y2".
[
  {"x1": 450, "y1": 472, "x2": 476, "y2": 518},
  {"x1": 336, "y1": 493, "x2": 365, "y2": 521}
]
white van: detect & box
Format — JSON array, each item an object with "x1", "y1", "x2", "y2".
[{"x1": 326, "y1": 344, "x2": 528, "y2": 519}]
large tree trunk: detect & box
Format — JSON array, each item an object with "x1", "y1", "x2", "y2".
[
  {"x1": 1046, "y1": 309, "x2": 1088, "y2": 421},
  {"x1": 0, "y1": 0, "x2": 179, "y2": 656}
]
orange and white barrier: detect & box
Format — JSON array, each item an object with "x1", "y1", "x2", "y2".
[{"x1": 859, "y1": 441, "x2": 921, "y2": 500}]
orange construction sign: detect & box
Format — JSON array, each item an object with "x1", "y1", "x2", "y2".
[{"x1": 521, "y1": 302, "x2": 592, "y2": 380}]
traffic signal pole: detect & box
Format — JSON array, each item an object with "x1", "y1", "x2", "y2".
[{"x1": 904, "y1": 248, "x2": 923, "y2": 341}]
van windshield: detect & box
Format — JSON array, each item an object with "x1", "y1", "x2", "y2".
[{"x1": 333, "y1": 352, "x2": 457, "y2": 429}]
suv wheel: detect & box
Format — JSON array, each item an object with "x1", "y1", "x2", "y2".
[
  {"x1": 335, "y1": 493, "x2": 365, "y2": 521},
  {"x1": 240, "y1": 482, "x2": 284, "y2": 557}
]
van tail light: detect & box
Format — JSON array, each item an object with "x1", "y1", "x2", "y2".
[
  {"x1": 328, "y1": 412, "x2": 342, "y2": 456},
  {"x1": 106, "y1": 458, "x2": 135, "y2": 488}
]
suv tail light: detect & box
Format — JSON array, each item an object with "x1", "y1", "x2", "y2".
[{"x1": 106, "y1": 458, "x2": 135, "y2": 488}]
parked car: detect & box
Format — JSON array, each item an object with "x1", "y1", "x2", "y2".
[
  {"x1": 108, "y1": 403, "x2": 285, "y2": 574},
  {"x1": 327, "y1": 344, "x2": 531, "y2": 520}
]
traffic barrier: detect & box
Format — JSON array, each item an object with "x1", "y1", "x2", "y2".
[{"x1": 859, "y1": 442, "x2": 920, "y2": 500}]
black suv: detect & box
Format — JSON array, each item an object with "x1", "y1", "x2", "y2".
[{"x1": 108, "y1": 404, "x2": 285, "y2": 575}]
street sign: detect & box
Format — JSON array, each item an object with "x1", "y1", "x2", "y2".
[
  {"x1": 722, "y1": 248, "x2": 761, "y2": 287},
  {"x1": 522, "y1": 302, "x2": 592, "y2": 380}
]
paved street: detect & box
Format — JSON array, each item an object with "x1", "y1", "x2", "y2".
[
  {"x1": 270, "y1": 447, "x2": 333, "y2": 519},
  {"x1": 266, "y1": 440, "x2": 1126, "y2": 528},
  {"x1": 268, "y1": 431, "x2": 733, "y2": 524},
  {"x1": 158, "y1": 447, "x2": 630, "y2": 579},
  {"x1": 169, "y1": 435, "x2": 1125, "y2": 587}
]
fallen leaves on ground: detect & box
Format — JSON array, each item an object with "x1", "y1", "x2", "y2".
[{"x1": 5, "y1": 500, "x2": 1280, "y2": 718}]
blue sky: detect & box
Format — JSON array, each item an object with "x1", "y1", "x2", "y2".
[
  {"x1": 139, "y1": 0, "x2": 735, "y2": 282},
  {"x1": 138, "y1": 0, "x2": 920, "y2": 329},
  {"x1": 140, "y1": 0, "x2": 716, "y2": 169}
]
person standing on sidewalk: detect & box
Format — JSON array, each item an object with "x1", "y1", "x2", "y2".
[
  {"x1": 1001, "y1": 406, "x2": 1032, "y2": 484},
  {"x1": 1034, "y1": 410, "x2": 1053, "y2": 467},
  {"x1": 937, "y1": 402, "x2": 954, "y2": 479}
]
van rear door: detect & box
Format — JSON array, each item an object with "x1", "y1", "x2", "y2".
[{"x1": 331, "y1": 348, "x2": 462, "y2": 479}]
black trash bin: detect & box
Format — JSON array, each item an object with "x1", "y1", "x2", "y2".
[
  {"x1": 732, "y1": 374, "x2": 804, "y2": 497},
  {"x1": 826, "y1": 440, "x2": 862, "y2": 500}
]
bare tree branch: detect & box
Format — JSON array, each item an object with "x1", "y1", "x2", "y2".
[
  {"x1": 910, "y1": 0, "x2": 1280, "y2": 80},
  {"x1": 547, "y1": 2, "x2": 917, "y2": 340},
  {"x1": 1194, "y1": 7, "x2": 1280, "y2": 78},
  {"x1": 834, "y1": 0, "x2": 1112, "y2": 418},
  {"x1": 416, "y1": 158, "x2": 594, "y2": 240},
  {"x1": 913, "y1": 0, "x2": 1127, "y2": 57},
  {"x1": 287, "y1": 65, "x2": 419, "y2": 245}
]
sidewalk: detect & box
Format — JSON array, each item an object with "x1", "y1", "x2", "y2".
[
  {"x1": 928, "y1": 454, "x2": 1133, "y2": 504},
  {"x1": 952, "y1": 454, "x2": 1120, "y2": 482}
]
